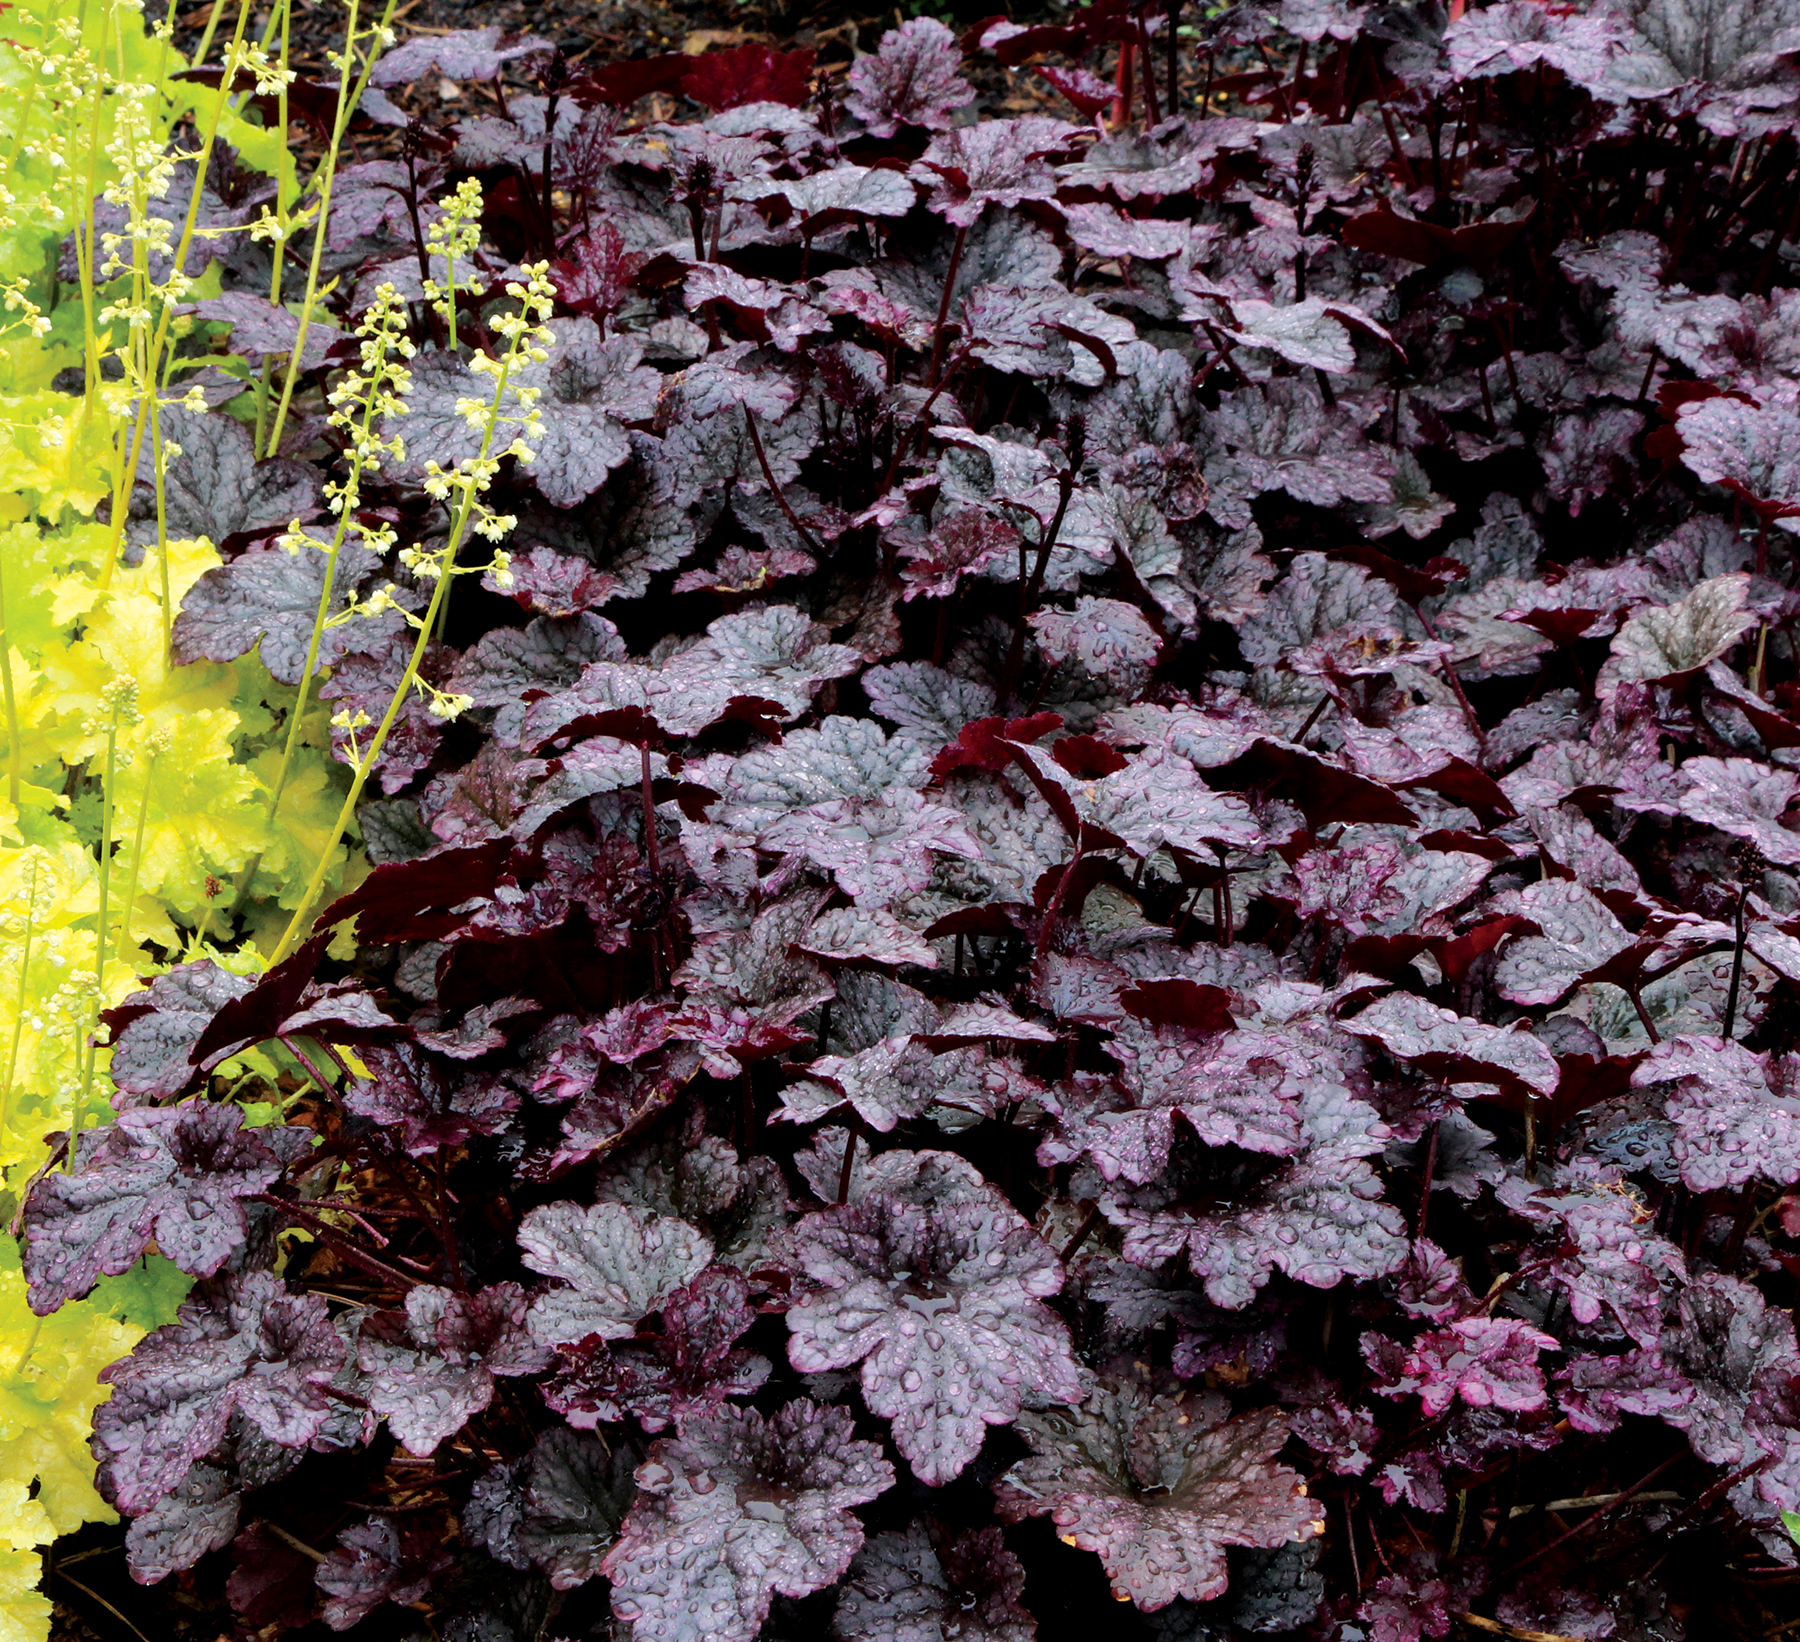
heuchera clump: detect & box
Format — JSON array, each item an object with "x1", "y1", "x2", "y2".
[{"x1": 37, "y1": 0, "x2": 1800, "y2": 1633}]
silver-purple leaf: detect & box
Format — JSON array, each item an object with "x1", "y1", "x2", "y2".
[
  {"x1": 105, "y1": 961, "x2": 256, "y2": 1102},
  {"x1": 601, "y1": 1399, "x2": 894, "y2": 1642},
  {"x1": 518, "y1": 1201, "x2": 713, "y2": 1347},
  {"x1": 383, "y1": 322, "x2": 659, "y2": 508},
  {"x1": 1596, "y1": 573, "x2": 1754, "y2": 695},
  {"x1": 1367, "y1": 1317, "x2": 1560, "y2": 1418},
  {"x1": 994, "y1": 1377, "x2": 1324, "y2": 1611},
  {"x1": 1674, "y1": 755, "x2": 1800, "y2": 866},
  {"x1": 92, "y1": 1273, "x2": 346, "y2": 1515},
  {"x1": 1343, "y1": 992, "x2": 1560, "y2": 1097},
  {"x1": 172, "y1": 537, "x2": 404, "y2": 686},
  {"x1": 846, "y1": 19, "x2": 975, "y2": 137},
  {"x1": 358, "y1": 1282, "x2": 549, "y2": 1455},
  {"x1": 22, "y1": 1105, "x2": 291, "y2": 1312},
  {"x1": 784, "y1": 1187, "x2": 1084, "y2": 1484},
  {"x1": 1102, "y1": 1078, "x2": 1406, "y2": 1308},
  {"x1": 316, "y1": 1516, "x2": 450, "y2": 1632},
  {"x1": 1040, "y1": 1018, "x2": 1310, "y2": 1185},
  {"x1": 834, "y1": 1523, "x2": 1036, "y2": 1642},
  {"x1": 1631, "y1": 1035, "x2": 1800, "y2": 1191},
  {"x1": 123, "y1": 1462, "x2": 240, "y2": 1584}
]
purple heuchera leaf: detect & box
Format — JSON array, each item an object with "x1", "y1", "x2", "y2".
[
  {"x1": 173, "y1": 537, "x2": 406, "y2": 686},
  {"x1": 741, "y1": 166, "x2": 918, "y2": 229},
  {"x1": 896, "y1": 510, "x2": 1020, "y2": 602},
  {"x1": 1658, "y1": 1274, "x2": 1800, "y2": 1472},
  {"x1": 757, "y1": 787, "x2": 983, "y2": 906},
  {"x1": 131, "y1": 405, "x2": 322, "y2": 547},
  {"x1": 1226, "y1": 297, "x2": 1361, "y2": 374},
  {"x1": 846, "y1": 19, "x2": 975, "y2": 137},
  {"x1": 1008, "y1": 741, "x2": 1272, "y2": 859},
  {"x1": 671, "y1": 899, "x2": 837, "y2": 1078},
  {"x1": 92, "y1": 1273, "x2": 346, "y2": 1515},
  {"x1": 601, "y1": 1399, "x2": 895, "y2": 1642},
  {"x1": 1368, "y1": 1317, "x2": 1560, "y2": 1417},
  {"x1": 994, "y1": 1377, "x2": 1325, "y2": 1610},
  {"x1": 341, "y1": 1042, "x2": 518, "y2": 1157},
  {"x1": 1200, "y1": 389, "x2": 1394, "y2": 527},
  {"x1": 1039, "y1": 1017, "x2": 1308, "y2": 1185},
  {"x1": 123, "y1": 1462, "x2": 239, "y2": 1585},
  {"x1": 1028, "y1": 597, "x2": 1162, "y2": 684},
  {"x1": 1631, "y1": 1035, "x2": 1800, "y2": 1191},
  {"x1": 526, "y1": 606, "x2": 859, "y2": 745},
  {"x1": 783, "y1": 1036, "x2": 1034, "y2": 1132},
  {"x1": 545, "y1": 1266, "x2": 770, "y2": 1433},
  {"x1": 792, "y1": 1138, "x2": 992, "y2": 1210},
  {"x1": 466, "y1": 1426, "x2": 637, "y2": 1589},
  {"x1": 1103, "y1": 1075, "x2": 1408, "y2": 1308},
  {"x1": 1673, "y1": 755, "x2": 1800, "y2": 865},
  {"x1": 834, "y1": 1523, "x2": 1035, "y2": 1642},
  {"x1": 315, "y1": 1516, "x2": 452, "y2": 1632},
  {"x1": 1558, "y1": 1349, "x2": 1694, "y2": 1433},
  {"x1": 1675, "y1": 396, "x2": 1800, "y2": 524},
  {"x1": 367, "y1": 25, "x2": 552, "y2": 85},
  {"x1": 796, "y1": 906, "x2": 939, "y2": 971},
  {"x1": 1445, "y1": 1, "x2": 1635, "y2": 87},
  {"x1": 191, "y1": 293, "x2": 345, "y2": 370},
  {"x1": 784, "y1": 1185, "x2": 1084, "y2": 1484},
  {"x1": 782, "y1": 1036, "x2": 954, "y2": 1133},
  {"x1": 908, "y1": 118, "x2": 1081, "y2": 226},
  {"x1": 1493, "y1": 879, "x2": 1636, "y2": 1007},
  {"x1": 517, "y1": 1201, "x2": 712, "y2": 1347},
  {"x1": 1596, "y1": 573, "x2": 1754, "y2": 695},
  {"x1": 484, "y1": 545, "x2": 624, "y2": 618},
  {"x1": 384, "y1": 321, "x2": 659, "y2": 508},
  {"x1": 326, "y1": 159, "x2": 438, "y2": 250},
  {"x1": 358, "y1": 1282, "x2": 550, "y2": 1455},
  {"x1": 22, "y1": 1105, "x2": 292, "y2": 1313},
  {"x1": 104, "y1": 961, "x2": 255, "y2": 1102},
  {"x1": 1357, "y1": 1550, "x2": 1484, "y2": 1642},
  {"x1": 1500, "y1": 1174, "x2": 1686, "y2": 1348},
  {"x1": 1344, "y1": 992, "x2": 1560, "y2": 1098}
]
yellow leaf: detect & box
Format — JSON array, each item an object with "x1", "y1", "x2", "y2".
[
  {"x1": 249, "y1": 746, "x2": 363, "y2": 911},
  {"x1": 0, "y1": 1262, "x2": 139, "y2": 1545},
  {"x1": 38, "y1": 558, "x2": 239, "y2": 763},
  {"x1": 0, "y1": 1480, "x2": 51, "y2": 1553},
  {"x1": 0, "y1": 1547, "x2": 50, "y2": 1642},
  {"x1": 104, "y1": 712, "x2": 263, "y2": 902},
  {"x1": 0, "y1": 840, "x2": 99, "y2": 931},
  {"x1": 44, "y1": 578, "x2": 98, "y2": 630}
]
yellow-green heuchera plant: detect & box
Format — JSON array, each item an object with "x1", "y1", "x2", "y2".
[{"x1": 0, "y1": 0, "x2": 399, "y2": 1628}]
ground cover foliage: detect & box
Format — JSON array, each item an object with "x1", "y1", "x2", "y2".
[{"x1": 24, "y1": 0, "x2": 1800, "y2": 1636}]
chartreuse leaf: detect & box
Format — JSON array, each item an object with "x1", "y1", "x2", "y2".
[
  {"x1": 103, "y1": 711, "x2": 265, "y2": 905},
  {"x1": 0, "y1": 1245, "x2": 140, "y2": 1540},
  {"x1": 38, "y1": 539, "x2": 234, "y2": 763},
  {"x1": 0, "y1": 1550, "x2": 52, "y2": 1642}
]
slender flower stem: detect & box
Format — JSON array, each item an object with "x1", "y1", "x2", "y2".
[
  {"x1": 102, "y1": 0, "x2": 254, "y2": 585},
  {"x1": 270, "y1": 282, "x2": 536, "y2": 963},
  {"x1": 0, "y1": 557, "x2": 21, "y2": 809},
  {"x1": 264, "y1": 0, "x2": 400, "y2": 457},
  {"x1": 926, "y1": 220, "x2": 969, "y2": 390},
  {"x1": 72, "y1": 716, "x2": 121, "y2": 1166},
  {"x1": 0, "y1": 855, "x2": 40, "y2": 1146}
]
